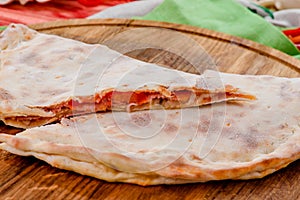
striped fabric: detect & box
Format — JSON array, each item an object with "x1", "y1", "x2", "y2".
[{"x1": 0, "y1": 0, "x2": 134, "y2": 25}]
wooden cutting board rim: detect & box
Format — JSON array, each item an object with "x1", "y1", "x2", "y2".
[{"x1": 29, "y1": 18, "x2": 300, "y2": 73}]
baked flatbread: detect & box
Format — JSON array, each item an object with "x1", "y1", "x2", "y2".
[
  {"x1": 1, "y1": 71, "x2": 299, "y2": 185},
  {"x1": 0, "y1": 24, "x2": 254, "y2": 128}
]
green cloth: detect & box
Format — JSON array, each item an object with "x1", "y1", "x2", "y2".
[
  {"x1": 138, "y1": 0, "x2": 300, "y2": 57},
  {"x1": 0, "y1": 26, "x2": 5, "y2": 31}
]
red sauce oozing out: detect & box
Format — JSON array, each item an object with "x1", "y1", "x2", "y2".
[
  {"x1": 101, "y1": 91, "x2": 162, "y2": 106},
  {"x1": 67, "y1": 91, "x2": 163, "y2": 111},
  {"x1": 66, "y1": 89, "x2": 255, "y2": 112}
]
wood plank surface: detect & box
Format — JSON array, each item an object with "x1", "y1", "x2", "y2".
[{"x1": 0, "y1": 19, "x2": 299, "y2": 200}]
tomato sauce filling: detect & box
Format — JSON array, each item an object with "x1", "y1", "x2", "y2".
[
  {"x1": 68, "y1": 91, "x2": 165, "y2": 112},
  {"x1": 4, "y1": 86, "x2": 256, "y2": 128},
  {"x1": 65, "y1": 88, "x2": 255, "y2": 113},
  {"x1": 5, "y1": 87, "x2": 256, "y2": 127}
]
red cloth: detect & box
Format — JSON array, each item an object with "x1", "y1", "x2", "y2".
[{"x1": 0, "y1": 0, "x2": 134, "y2": 25}]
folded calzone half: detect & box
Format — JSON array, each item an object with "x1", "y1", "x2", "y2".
[
  {"x1": 0, "y1": 24, "x2": 254, "y2": 128},
  {"x1": 1, "y1": 71, "x2": 299, "y2": 185}
]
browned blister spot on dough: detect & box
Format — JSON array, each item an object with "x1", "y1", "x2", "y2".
[
  {"x1": 24, "y1": 34, "x2": 32, "y2": 41},
  {"x1": 72, "y1": 46, "x2": 86, "y2": 53},
  {"x1": 0, "y1": 88, "x2": 14, "y2": 100},
  {"x1": 279, "y1": 80, "x2": 297, "y2": 101},
  {"x1": 196, "y1": 115, "x2": 211, "y2": 133},
  {"x1": 242, "y1": 134, "x2": 258, "y2": 150},
  {"x1": 197, "y1": 122, "x2": 209, "y2": 133},
  {"x1": 163, "y1": 123, "x2": 178, "y2": 134},
  {"x1": 20, "y1": 52, "x2": 42, "y2": 66},
  {"x1": 10, "y1": 137, "x2": 27, "y2": 149},
  {"x1": 130, "y1": 112, "x2": 152, "y2": 127},
  {"x1": 3, "y1": 60, "x2": 11, "y2": 66},
  {"x1": 279, "y1": 123, "x2": 289, "y2": 130},
  {"x1": 188, "y1": 154, "x2": 203, "y2": 162}
]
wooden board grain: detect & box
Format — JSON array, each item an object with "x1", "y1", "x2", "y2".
[{"x1": 0, "y1": 19, "x2": 299, "y2": 200}]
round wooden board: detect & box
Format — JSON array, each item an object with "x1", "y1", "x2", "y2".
[{"x1": 1, "y1": 19, "x2": 299, "y2": 200}]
